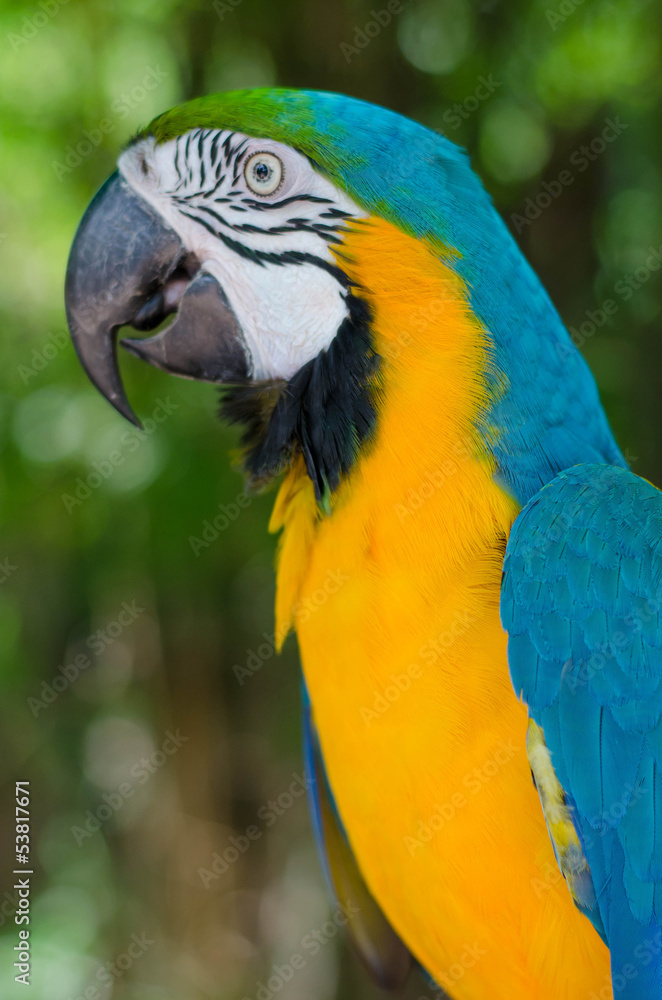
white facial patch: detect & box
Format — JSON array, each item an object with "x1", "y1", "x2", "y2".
[{"x1": 118, "y1": 130, "x2": 366, "y2": 381}]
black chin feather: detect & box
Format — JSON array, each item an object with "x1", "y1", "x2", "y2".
[{"x1": 219, "y1": 293, "x2": 380, "y2": 502}]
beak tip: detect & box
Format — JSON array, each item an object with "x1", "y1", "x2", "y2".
[
  {"x1": 109, "y1": 392, "x2": 142, "y2": 429},
  {"x1": 69, "y1": 337, "x2": 142, "y2": 430},
  {"x1": 92, "y1": 374, "x2": 142, "y2": 428},
  {"x1": 122, "y1": 408, "x2": 143, "y2": 430}
]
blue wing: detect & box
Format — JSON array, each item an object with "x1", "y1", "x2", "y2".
[
  {"x1": 301, "y1": 681, "x2": 413, "y2": 990},
  {"x1": 501, "y1": 464, "x2": 662, "y2": 998}
]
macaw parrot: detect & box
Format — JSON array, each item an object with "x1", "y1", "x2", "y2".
[{"x1": 64, "y1": 88, "x2": 662, "y2": 1000}]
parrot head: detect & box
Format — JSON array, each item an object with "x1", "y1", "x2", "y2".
[
  {"x1": 66, "y1": 89, "x2": 405, "y2": 498},
  {"x1": 65, "y1": 88, "x2": 623, "y2": 506}
]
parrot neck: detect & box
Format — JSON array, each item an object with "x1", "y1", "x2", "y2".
[{"x1": 269, "y1": 216, "x2": 519, "y2": 644}]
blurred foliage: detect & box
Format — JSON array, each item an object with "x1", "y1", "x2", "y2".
[{"x1": 0, "y1": 0, "x2": 661, "y2": 997}]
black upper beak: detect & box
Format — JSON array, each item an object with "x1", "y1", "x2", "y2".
[{"x1": 65, "y1": 171, "x2": 250, "y2": 426}]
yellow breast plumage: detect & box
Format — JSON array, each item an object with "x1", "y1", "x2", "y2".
[{"x1": 271, "y1": 217, "x2": 611, "y2": 999}]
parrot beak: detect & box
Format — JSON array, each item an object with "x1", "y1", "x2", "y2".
[{"x1": 65, "y1": 171, "x2": 250, "y2": 426}]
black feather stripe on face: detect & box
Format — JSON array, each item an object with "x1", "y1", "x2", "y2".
[
  {"x1": 163, "y1": 129, "x2": 356, "y2": 249},
  {"x1": 219, "y1": 294, "x2": 380, "y2": 503}
]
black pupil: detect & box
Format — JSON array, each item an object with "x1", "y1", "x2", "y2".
[{"x1": 254, "y1": 161, "x2": 270, "y2": 181}]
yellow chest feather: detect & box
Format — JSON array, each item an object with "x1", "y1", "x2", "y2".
[{"x1": 269, "y1": 219, "x2": 610, "y2": 999}]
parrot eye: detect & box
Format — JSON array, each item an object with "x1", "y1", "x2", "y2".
[{"x1": 244, "y1": 151, "x2": 284, "y2": 196}]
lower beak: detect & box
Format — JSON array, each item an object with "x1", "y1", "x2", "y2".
[{"x1": 65, "y1": 171, "x2": 250, "y2": 426}]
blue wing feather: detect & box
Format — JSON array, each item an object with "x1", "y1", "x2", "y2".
[{"x1": 502, "y1": 464, "x2": 662, "y2": 997}]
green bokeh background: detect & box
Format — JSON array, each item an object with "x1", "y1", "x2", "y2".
[{"x1": 1, "y1": 0, "x2": 661, "y2": 997}]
